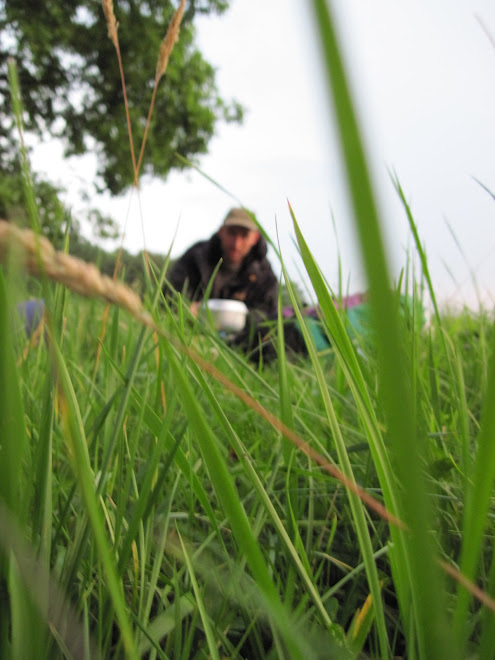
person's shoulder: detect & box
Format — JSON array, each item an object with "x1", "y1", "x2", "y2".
[
  {"x1": 187, "y1": 237, "x2": 210, "y2": 252},
  {"x1": 177, "y1": 237, "x2": 211, "y2": 260}
]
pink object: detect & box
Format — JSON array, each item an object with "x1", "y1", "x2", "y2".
[{"x1": 282, "y1": 292, "x2": 367, "y2": 319}]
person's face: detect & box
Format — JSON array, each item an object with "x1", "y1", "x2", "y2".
[{"x1": 218, "y1": 225, "x2": 260, "y2": 266}]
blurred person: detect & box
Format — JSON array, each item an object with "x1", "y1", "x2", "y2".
[{"x1": 166, "y1": 207, "x2": 278, "y2": 332}]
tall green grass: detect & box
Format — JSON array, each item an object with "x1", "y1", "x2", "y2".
[{"x1": 1, "y1": 2, "x2": 494, "y2": 659}]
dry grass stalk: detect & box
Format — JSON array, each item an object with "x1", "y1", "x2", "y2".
[
  {"x1": 0, "y1": 220, "x2": 151, "y2": 326},
  {"x1": 102, "y1": 0, "x2": 119, "y2": 48},
  {"x1": 101, "y1": 0, "x2": 137, "y2": 184},
  {"x1": 156, "y1": 0, "x2": 186, "y2": 83},
  {"x1": 136, "y1": 0, "x2": 187, "y2": 178}
]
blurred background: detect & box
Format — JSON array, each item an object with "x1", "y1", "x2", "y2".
[{"x1": 27, "y1": 0, "x2": 495, "y2": 310}]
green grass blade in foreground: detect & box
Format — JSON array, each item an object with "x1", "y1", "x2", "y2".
[
  {"x1": 392, "y1": 174, "x2": 441, "y2": 326},
  {"x1": 479, "y1": 539, "x2": 495, "y2": 660},
  {"x1": 31, "y1": 370, "x2": 54, "y2": 562},
  {"x1": 8, "y1": 58, "x2": 40, "y2": 234},
  {"x1": 277, "y1": 288, "x2": 295, "y2": 462},
  {"x1": 160, "y1": 337, "x2": 348, "y2": 659},
  {"x1": 0, "y1": 501, "x2": 98, "y2": 659},
  {"x1": 178, "y1": 530, "x2": 221, "y2": 660},
  {"x1": 137, "y1": 473, "x2": 183, "y2": 653},
  {"x1": 309, "y1": 2, "x2": 454, "y2": 655},
  {"x1": 116, "y1": 409, "x2": 183, "y2": 576},
  {"x1": 0, "y1": 271, "x2": 28, "y2": 523},
  {"x1": 289, "y1": 210, "x2": 413, "y2": 624},
  {"x1": 0, "y1": 271, "x2": 30, "y2": 656},
  {"x1": 276, "y1": 290, "x2": 306, "y2": 612},
  {"x1": 187, "y1": 357, "x2": 339, "y2": 636},
  {"x1": 94, "y1": 343, "x2": 186, "y2": 575},
  {"x1": 49, "y1": 333, "x2": 137, "y2": 657},
  {"x1": 392, "y1": 175, "x2": 469, "y2": 445},
  {"x1": 96, "y1": 324, "x2": 150, "y2": 497},
  {"x1": 289, "y1": 211, "x2": 395, "y2": 495},
  {"x1": 454, "y1": 326, "x2": 495, "y2": 643},
  {"x1": 128, "y1": 381, "x2": 226, "y2": 548},
  {"x1": 280, "y1": 260, "x2": 389, "y2": 658},
  {"x1": 137, "y1": 594, "x2": 194, "y2": 657}
]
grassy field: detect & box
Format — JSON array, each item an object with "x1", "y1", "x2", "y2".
[
  {"x1": 2, "y1": 221, "x2": 495, "y2": 660},
  {"x1": 2, "y1": 1, "x2": 495, "y2": 658}
]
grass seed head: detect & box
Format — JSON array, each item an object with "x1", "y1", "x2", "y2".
[
  {"x1": 156, "y1": 0, "x2": 186, "y2": 82},
  {"x1": 0, "y1": 220, "x2": 151, "y2": 325},
  {"x1": 102, "y1": 0, "x2": 119, "y2": 47}
]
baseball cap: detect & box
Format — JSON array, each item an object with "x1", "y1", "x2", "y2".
[{"x1": 222, "y1": 207, "x2": 258, "y2": 231}]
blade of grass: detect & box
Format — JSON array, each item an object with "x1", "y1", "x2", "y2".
[
  {"x1": 177, "y1": 530, "x2": 221, "y2": 660},
  {"x1": 309, "y1": 2, "x2": 455, "y2": 656},
  {"x1": 49, "y1": 331, "x2": 137, "y2": 657},
  {"x1": 288, "y1": 209, "x2": 414, "y2": 625},
  {"x1": 160, "y1": 335, "x2": 344, "y2": 659},
  {"x1": 453, "y1": 325, "x2": 495, "y2": 643},
  {"x1": 186, "y1": 356, "x2": 340, "y2": 635},
  {"x1": 0, "y1": 500, "x2": 98, "y2": 659},
  {"x1": 280, "y1": 257, "x2": 389, "y2": 659}
]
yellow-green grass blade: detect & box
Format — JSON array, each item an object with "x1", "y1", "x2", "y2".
[
  {"x1": 136, "y1": 593, "x2": 195, "y2": 657},
  {"x1": 0, "y1": 270, "x2": 29, "y2": 655},
  {"x1": 160, "y1": 336, "x2": 346, "y2": 659},
  {"x1": 187, "y1": 358, "x2": 339, "y2": 636},
  {"x1": 309, "y1": 2, "x2": 454, "y2": 656},
  {"x1": 0, "y1": 271, "x2": 28, "y2": 521},
  {"x1": 7, "y1": 58, "x2": 41, "y2": 235},
  {"x1": 346, "y1": 589, "x2": 379, "y2": 657},
  {"x1": 392, "y1": 174, "x2": 442, "y2": 326},
  {"x1": 138, "y1": 473, "x2": 182, "y2": 644},
  {"x1": 289, "y1": 211, "x2": 411, "y2": 622},
  {"x1": 116, "y1": 414, "x2": 184, "y2": 576},
  {"x1": 30, "y1": 370, "x2": 54, "y2": 562},
  {"x1": 49, "y1": 332, "x2": 137, "y2": 657},
  {"x1": 281, "y1": 259, "x2": 389, "y2": 658},
  {"x1": 454, "y1": 326, "x2": 495, "y2": 643},
  {"x1": 178, "y1": 530, "x2": 221, "y2": 660},
  {"x1": 479, "y1": 539, "x2": 495, "y2": 660},
  {"x1": 129, "y1": 387, "x2": 226, "y2": 547},
  {"x1": 277, "y1": 287, "x2": 296, "y2": 463}
]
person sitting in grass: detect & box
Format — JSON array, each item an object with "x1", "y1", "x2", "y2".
[{"x1": 166, "y1": 207, "x2": 279, "y2": 356}]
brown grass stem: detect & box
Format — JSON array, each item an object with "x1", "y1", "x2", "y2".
[
  {"x1": 136, "y1": 0, "x2": 186, "y2": 179},
  {"x1": 439, "y1": 559, "x2": 495, "y2": 612},
  {"x1": 101, "y1": 0, "x2": 138, "y2": 184}
]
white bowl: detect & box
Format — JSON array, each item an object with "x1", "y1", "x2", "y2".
[{"x1": 201, "y1": 298, "x2": 248, "y2": 332}]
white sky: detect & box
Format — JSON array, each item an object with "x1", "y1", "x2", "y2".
[{"x1": 30, "y1": 0, "x2": 495, "y2": 309}]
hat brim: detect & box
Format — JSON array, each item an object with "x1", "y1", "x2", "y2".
[{"x1": 223, "y1": 216, "x2": 258, "y2": 231}]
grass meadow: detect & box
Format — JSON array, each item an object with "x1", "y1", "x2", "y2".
[{"x1": 1, "y1": 1, "x2": 495, "y2": 658}]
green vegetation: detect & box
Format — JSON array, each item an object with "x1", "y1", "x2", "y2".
[
  {"x1": 0, "y1": 0, "x2": 241, "y2": 195},
  {"x1": 1, "y1": 2, "x2": 495, "y2": 658},
  {"x1": 2, "y1": 228, "x2": 495, "y2": 658}
]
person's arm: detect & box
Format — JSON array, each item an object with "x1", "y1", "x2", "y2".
[
  {"x1": 245, "y1": 267, "x2": 279, "y2": 322},
  {"x1": 164, "y1": 248, "x2": 202, "y2": 301}
]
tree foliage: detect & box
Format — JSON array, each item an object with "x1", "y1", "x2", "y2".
[{"x1": 0, "y1": 0, "x2": 242, "y2": 195}]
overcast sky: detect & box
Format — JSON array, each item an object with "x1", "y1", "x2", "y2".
[{"x1": 31, "y1": 0, "x2": 495, "y2": 309}]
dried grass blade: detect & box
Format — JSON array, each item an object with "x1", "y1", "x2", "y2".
[{"x1": 136, "y1": 0, "x2": 187, "y2": 178}]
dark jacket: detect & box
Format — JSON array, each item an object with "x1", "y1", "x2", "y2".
[{"x1": 167, "y1": 232, "x2": 278, "y2": 319}]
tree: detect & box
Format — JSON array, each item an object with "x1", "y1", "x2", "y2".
[{"x1": 0, "y1": 0, "x2": 242, "y2": 196}]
